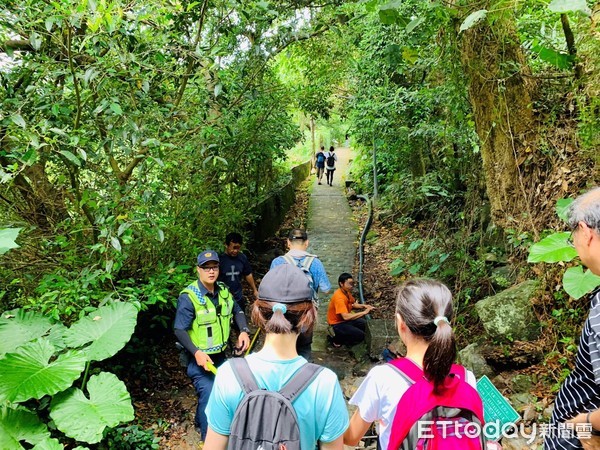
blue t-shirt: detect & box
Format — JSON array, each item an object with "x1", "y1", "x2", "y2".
[
  {"x1": 206, "y1": 352, "x2": 349, "y2": 449},
  {"x1": 218, "y1": 252, "x2": 252, "y2": 302},
  {"x1": 270, "y1": 251, "x2": 331, "y2": 296}
]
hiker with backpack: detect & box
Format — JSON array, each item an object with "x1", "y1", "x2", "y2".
[
  {"x1": 325, "y1": 145, "x2": 337, "y2": 186},
  {"x1": 315, "y1": 145, "x2": 326, "y2": 185},
  {"x1": 203, "y1": 263, "x2": 349, "y2": 450},
  {"x1": 344, "y1": 278, "x2": 488, "y2": 450},
  {"x1": 270, "y1": 228, "x2": 331, "y2": 360}
]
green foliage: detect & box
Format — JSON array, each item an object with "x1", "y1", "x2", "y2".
[
  {"x1": 0, "y1": 0, "x2": 342, "y2": 313},
  {"x1": 528, "y1": 199, "x2": 600, "y2": 299},
  {"x1": 102, "y1": 425, "x2": 160, "y2": 450},
  {"x1": 0, "y1": 302, "x2": 138, "y2": 448}
]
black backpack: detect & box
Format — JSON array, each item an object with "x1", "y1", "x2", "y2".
[
  {"x1": 228, "y1": 357, "x2": 324, "y2": 450},
  {"x1": 326, "y1": 153, "x2": 335, "y2": 167}
]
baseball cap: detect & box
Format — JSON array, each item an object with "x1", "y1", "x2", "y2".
[
  {"x1": 197, "y1": 250, "x2": 219, "y2": 266},
  {"x1": 258, "y1": 264, "x2": 313, "y2": 303}
]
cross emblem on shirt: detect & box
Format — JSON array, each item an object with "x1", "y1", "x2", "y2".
[{"x1": 226, "y1": 265, "x2": 240, "y2": 281}]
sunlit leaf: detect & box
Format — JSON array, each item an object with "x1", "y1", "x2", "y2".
[
  {"x1": 11, "y1": 114, "x2": 26, "y2": 128},
  {"x1": 527, "y1": 232, "x2": 578, "y2": 263},
  {"x1": 460, "y1": 10, "x2": 488, "y2": 32},
  {"x1": 59, "y1": 150, "x2": 81, "y2": 167},
  {"x1": 0, "y1": 405, "x2": 50, "y2": 449},
  {"x1": 563, "y1": 266, "x2": 600, "y2": 299},
  {"x1": 63, "y1": 302, "x2": 138, "y2": 362},
  {"x1": 0, "y1": 339, "x2": 86, "y2": 402},
  {"x1": 50, "y1": 372, "x2": 134, "y2": 444},
  {"x1": 0, "y1": 228, "x2": 21, "y2": 255},
  {"x1": 0, "y1": 308, "x2": 52, "y2": 357},
  {"x1": 548, "y1": 0, "x2": 591, "y2": 15},
  {"x1": 556, "y1": 198, "x2": 574, "y2": 222}
]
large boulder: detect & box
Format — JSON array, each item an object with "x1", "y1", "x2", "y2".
[
  {"x1": 458, "y1": 343, "x2": 495, "y2": 378},
  {"x1": 475, "y1": 280, "x2": 540, "y2": 341}
]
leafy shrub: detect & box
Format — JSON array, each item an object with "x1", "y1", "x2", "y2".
[
  {"x1": 102, "y1": 424, "x2": 160, "y2": 450},
  {"x1": 528, "y1": 198, "x2": 600, "y2": 299},
  {"x1": 0, "y1": 302, "x2": 138, "y2": 449}
]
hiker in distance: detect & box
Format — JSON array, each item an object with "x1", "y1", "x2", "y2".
[
  {"x1": 325, "y1": 145, "x2": 337, "y2": 186},
  {"x1": 204, "y1": 263, "x2": 349, "y2": 450},
  {"x1": 218, "y1": 232, "x2": 259, "y2": 312},
  {"x1": 344, "y1": 279, "x2": 488, "y2": 450},
  {"x1": 326, "y1": 272, "x2": 374, "y2": 347},
  {"x1": 173, "y1": 250, "x2": 251, "y2": 441},
  {"x1": 270, "y1": 228, "x2": 331, "y2": 360},
  {"x1": 315, "y1": 145, "x2": 326, "y2": 185},
  {"x1": 545, "y1": 187, "x2": 600, "y2": 450}
]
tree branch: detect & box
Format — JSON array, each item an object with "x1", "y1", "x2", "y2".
[
  {"x1": 67, "y1": 28, "x2": 82, "y2": 129},
  {"x1": 0, "y1": 39, "x2": 33, "y2": 53},
  {"x1": 173, "y1": 0, "x2": 210, "y2": 109}
]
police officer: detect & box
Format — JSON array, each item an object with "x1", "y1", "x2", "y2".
[{"x1": 174, "y1": 250, "x2": 250, "y2": 441}]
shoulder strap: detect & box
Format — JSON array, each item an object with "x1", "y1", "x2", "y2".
[
  {"x1": 301, "y1": 255, "x2": 315, "y2": 270},
  {"x1": 386, "y1": 361, "x2": 415, "y2": 386},
  {"x1": 388, "y1": 357, "x2": 426, "y2": 382},
  {"x1": 229, "y1": 357, "x2": 260, "y2": 394},
  {"x1": 279, "y1": 363, "x2": 324, "y2": 403},
  {"x1": 282, "y1": 254, "x2": 296, "y2": 266}
]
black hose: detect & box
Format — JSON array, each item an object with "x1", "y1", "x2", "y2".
[{"x1": 357, "y1": 194, "x2": 373, "y2": 305}]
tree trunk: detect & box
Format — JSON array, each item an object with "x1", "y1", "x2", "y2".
[{"x1": 458, "y1": 17, "x2": 536, "y2": 229}]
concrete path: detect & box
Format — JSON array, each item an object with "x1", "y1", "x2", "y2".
[{"x1": 305, "y1": 147, "x2": 358, "y2": 353}]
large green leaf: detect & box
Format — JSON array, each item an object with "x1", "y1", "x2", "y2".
[
  {"x1": 0, "y1": 405, "x2": 50, "y2": 449},
  {"x1": 548, "y1": 0, "x2": 591, "y2": 15},
  {"x1": 556, "y1": 198, "x2": 574, "y2": 222},
  {"x1": 527, "y1": 232, "x2": 578, "y2": 263},
  {"x1": 63, "y1": 302, "x2": 138, "y2": 361},
  {"x1": 33, "y1": 438, "x2": 64, "y2": 450},
  {"x1": 50, "y1": 372, "x2": 134, "y2": 444},
  {"x1": 0, "y1": 309, "x2": 54, "y2": 357},
  {"x1": 563, "y1": 266, "x2": 600, "y2": 299},
  {"x1": 0, "y1": 338, "x2": 86, "y2": 402},
  {"x1": 0, "y1": 228, "x2": 21, "y2": 255},
  {"x1": 460, "y1": 9, "x2": 487, "y2": 32},
  {"x1": 531, "y1": 43, "x2": 574, "y2": 69}
]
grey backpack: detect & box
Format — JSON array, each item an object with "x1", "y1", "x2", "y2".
[
  {"x1": 228, "y1": 357, "x2": 324, "y2": 450},
  {"x1": 282, "y1": 254, "x2": 317, "y2": 302}
]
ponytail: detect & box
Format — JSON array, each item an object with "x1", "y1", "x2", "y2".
[
  {"x1": 251, "y1": 300, "x2": 317, "y2": 334},
  {"x1": 396, "y1": 279, "x2": 456, "y2": 394}
]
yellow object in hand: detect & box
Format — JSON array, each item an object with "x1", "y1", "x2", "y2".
[{"x1": 206, "y1": 361, "x2": 217, "y2": 374}]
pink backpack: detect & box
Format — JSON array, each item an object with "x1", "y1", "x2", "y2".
[{"x1": 387, "y1": 358, "x2": 485, "y2": 450}]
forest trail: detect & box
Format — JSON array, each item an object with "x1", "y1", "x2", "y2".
[{"x1": 306, "y1": 147, "x2": 359, "y2": 353}]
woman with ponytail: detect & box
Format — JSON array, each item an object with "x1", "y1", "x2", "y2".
[
  {"x1": 204, "y1": 264, "x2": 348, "y2": 450},
  {"x1": 344, "y1": 278, "x2": 480, "y2": 450}
]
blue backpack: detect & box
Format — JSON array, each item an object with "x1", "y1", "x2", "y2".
[{"x1": 316, "y1": 152, "x2": 325, "y2": 164}]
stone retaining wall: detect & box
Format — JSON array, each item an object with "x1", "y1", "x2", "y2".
[{"x1": 249, "y1": 160, "x2": 311, "y2": 242}]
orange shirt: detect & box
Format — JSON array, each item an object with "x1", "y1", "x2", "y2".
[{"x1": 327, "y1": 288, "x2": 355, "y2": 325}]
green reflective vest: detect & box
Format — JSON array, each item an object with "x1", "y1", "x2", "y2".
[{"x1": 181, "y1": 281, "x2": 234, "y2": 354}]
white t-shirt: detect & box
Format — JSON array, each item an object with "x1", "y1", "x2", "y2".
[{"x1": 348, "y1": 363, "x2": 477, "y2": 449}]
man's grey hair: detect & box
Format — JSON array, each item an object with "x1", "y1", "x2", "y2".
[{"x1": 568, "y1": 187, "x2": 600, "y2": 233}]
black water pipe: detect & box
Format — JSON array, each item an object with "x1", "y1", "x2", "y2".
[{"x1": 357, "y1": 194, "x2": 373, "y2": 305}]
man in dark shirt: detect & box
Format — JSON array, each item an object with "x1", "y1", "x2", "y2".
[
  {"x1": 174, "y1": 250, "x2": 250, "y2": 441},
  {"x1": 545, "y1": 187, "x2": 600, "y2": 450},
  {"x1": 218, "y1": 232, "x2": 259, "y2": 311}
]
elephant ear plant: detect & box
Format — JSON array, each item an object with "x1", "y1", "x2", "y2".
[
  {"x1": 0, "y1": 301, "x2": 138, "y2": 449},
  {"x1": 528, "y1": 198, "x2": 600, "y2": 299}
]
